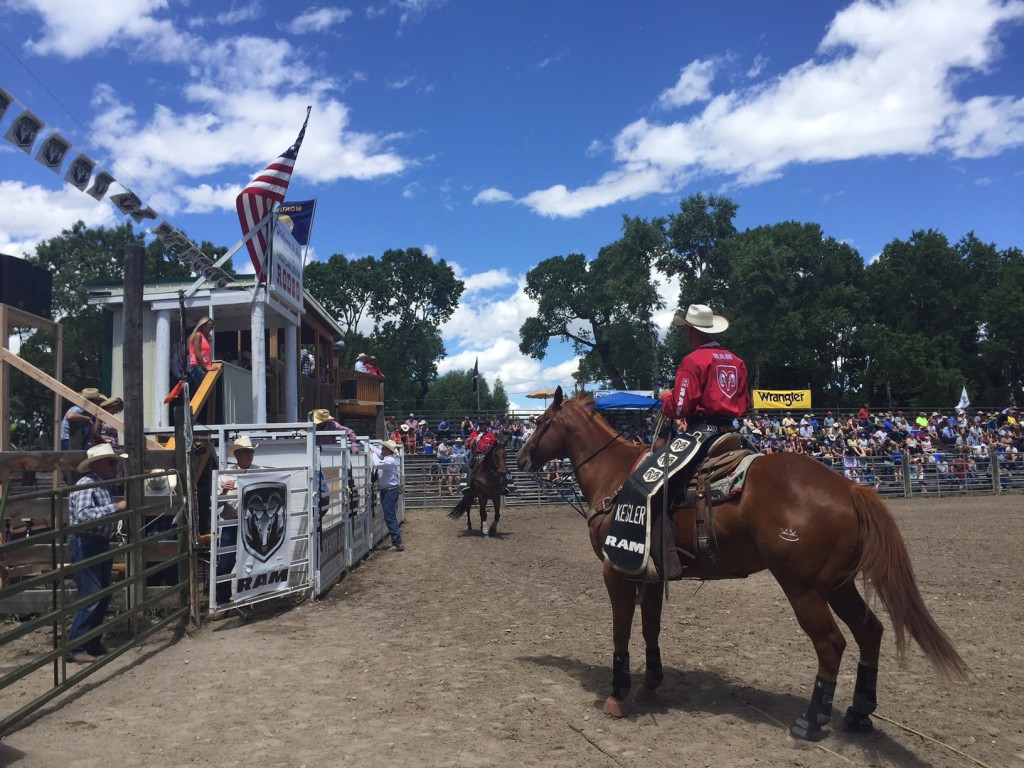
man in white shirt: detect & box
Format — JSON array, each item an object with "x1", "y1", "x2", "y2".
[{"x1": 369, "y1": 439, "x2": 404, "y2": 551}]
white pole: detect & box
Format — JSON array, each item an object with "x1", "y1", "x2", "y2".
[
  {"x1": 284, "y1": 321, "x2": 298, "y2": 422},
  {"x1": 252, "y1": 289, "x2": 267, "y2": 423},
  {"x1": 155, "y1": 309, "x2": 171, "y2": 427}
]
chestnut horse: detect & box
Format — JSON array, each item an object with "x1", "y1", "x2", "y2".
[
  {"x1": 516, "y1": 387, "x2": 968, "y2": 741},
  {"x1": 447, "y1": 439, "x2": 507, "y2": 536}
]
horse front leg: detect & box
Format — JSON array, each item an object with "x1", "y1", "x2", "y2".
[
  {"x1": 602, "y1": 562, "x2": 639, "y2": 717},
  {"x1": 634, "y1": 582, "x2": 665, "y2": 701},
  {"x1": 487, "y1": 496, "x2": 500, "y2": 536},
  {"x1": 478, "y1": 499, "x2": 488, "y2": 535}
]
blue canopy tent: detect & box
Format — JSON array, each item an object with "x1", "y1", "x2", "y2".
[{"x1": 594, "y1": 392, "x2": 659, "y2": 410}]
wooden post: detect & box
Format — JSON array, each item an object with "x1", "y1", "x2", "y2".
[{"x1": 123, "y1": 245, "x2": 146, "y2": 634}]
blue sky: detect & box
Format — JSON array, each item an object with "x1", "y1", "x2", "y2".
[{"x1": 1, "y1": 0, "x2": 1022, "y2": 410}]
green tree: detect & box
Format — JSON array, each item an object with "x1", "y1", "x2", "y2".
[
  {"x1": 520, "y1": 216, "x2": 665, "y2": 390},
  {"x1": 303, "y1": 254, "x2": 380, "y2": 367},
  {"x1": 725, "y1": 221, "x2": 866, "y2": 406},
  {"x1": 659, "y1": 192, "x2": 739, "y2": 307},
  {"x1": 861, "y1": 230, "x2": 975, "y2": 404},
  {"x1": 422, "y1": 369, "x2": 508, "y2": 414}
]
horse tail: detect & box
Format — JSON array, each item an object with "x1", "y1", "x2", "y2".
[
  {"x1": 850, "y1": 483, "x2": 970, "y2": 680},
  {"x1": 448, "y1": 491, "x2": 474, "y2": 520}
]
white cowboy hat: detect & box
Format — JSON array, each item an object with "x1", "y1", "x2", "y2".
[
  {"x1": 145, "y1": 471, "x2": 178, "y2": 491},
  {"x1": 672, "y1": 303, "x2": 730, "y2": 333},
  {"x1": 380, "y1": 439, "x2": 400, "y2": 453},
  {"x1": 357, "y1": 352, "x2": 368, "y2": 360},
  {"x1": 78, "y1": 443, "x2": 128, "y2": 473},
  {"x1": 400, "y1": 424, "x2": 410, "y2": 432},
  {"x1": 229, "y1": 435, "x2": 259, "y2": 455}
]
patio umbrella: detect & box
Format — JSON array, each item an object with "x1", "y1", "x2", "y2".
[{"x1": 526, "y1": 387, "x2": 558, "y2": 406}]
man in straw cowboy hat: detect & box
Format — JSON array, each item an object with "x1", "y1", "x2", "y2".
[
  {"x1": 369, "y1": 438, "x2": 405, "y2": 551},
  {"x1": 215, "y1": 434, "x2": 263, "y2": 604},
  {"x1": 65, "y1": 443, "x2": 129, "y2": 663},
  {"x1": 60, "y1": 387, "x2": 107, "y2": 450},
  {"x1": 354, "y1": 352, "x2": 370, "y2": 373}
]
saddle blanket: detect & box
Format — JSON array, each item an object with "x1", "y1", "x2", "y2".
[{"x1": 602, "y1": 426, "x2": 717, "y2": 575}]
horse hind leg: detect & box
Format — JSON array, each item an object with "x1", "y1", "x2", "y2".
[
  {"x1": 781, "y1": 586, "x2": 846, "y2": 741},
  {"x1": 828, "y1": 579, "x2": 883, "y2": 734}
]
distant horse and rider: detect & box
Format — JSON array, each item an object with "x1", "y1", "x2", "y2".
[{"x1": 448, "y1": 428, "x2": 515, "y2": 536}]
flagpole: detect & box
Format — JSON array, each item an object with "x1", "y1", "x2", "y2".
[{"x1": 301, "y1": 199, "x2": 318, "y2": 267}]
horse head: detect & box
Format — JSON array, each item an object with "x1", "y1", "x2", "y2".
[{"x1": 516, "y1": 386, "x2": 569, "y2": 473}]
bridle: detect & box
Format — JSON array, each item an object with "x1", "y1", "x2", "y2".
[{"x1": 523, "y1": 400, "x2": 657, "y2": 486}]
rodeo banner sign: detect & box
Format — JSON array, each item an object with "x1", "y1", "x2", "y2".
[
  {"x1": 752, "y1": 389, "x2": 812, "y2": 410},
  {"x1": 235, "y1": 472, "x2": 294, "y2": 599}
]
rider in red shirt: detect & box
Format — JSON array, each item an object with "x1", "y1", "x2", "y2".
[{"x1": 661, "y1": 304, "x2": 750, "y2": 429}]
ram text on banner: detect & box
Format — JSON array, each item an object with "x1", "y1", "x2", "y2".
[
  {"x1": 235, "y1": 107, "x2": 311, "y2": 280},
  {"x1": 234, "y1": 472, "x2": 294, "y2": 600},
  {"x1": 752, "y1": 389, "x2": 812, "y2": 410}
]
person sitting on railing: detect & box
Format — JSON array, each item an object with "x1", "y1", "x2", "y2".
[{"x1": 65, "y1": 443, "x2": 129, "y2": 665}]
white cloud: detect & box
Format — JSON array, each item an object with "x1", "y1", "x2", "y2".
[
  {"x1": 658, "y1": 59, "x2": 717, "y2": 109},
  {"x1": 514, "y1": 0, "x2": 1024, "y2": 218},
  {"x1": 16, "y1": 0, "x2": 197, "y2": 60},
  {"x1": 0, "y1": 180, "x2": 117, "y2": 256},
  {"x1": 472, "y1": 187, "x2": 514, "y2": 205},
  {"x1": 215, "y1": 3, "x2": 262, "y2": 25},
  {"x1": 284, "y1": 7, "x2": 352, "y2": 34},
  {"x1": 746, "y1": 54, "x2": 768, "y2": 79}
]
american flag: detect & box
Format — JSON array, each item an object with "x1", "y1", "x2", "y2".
[{"x1": 236, "y1": 107, "x2": 311, "y2": 280}]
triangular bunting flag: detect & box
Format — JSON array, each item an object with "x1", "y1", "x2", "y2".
[
  {"x1": 35, "y1": 132, "x2": 71, "y2": 174},
  {"x1": 3, "y1": 109, "x2": 43, "y2": 154},
  {"x1": 64, "y1": 153, "x2": 96, "y2": 190}
]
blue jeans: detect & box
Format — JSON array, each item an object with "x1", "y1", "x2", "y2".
[
  {"x1": 216, "y1": 524, "x2": 237, "y2": 604},
  {"x1": 380, "y1": 487, "x2": 402, "y2": 548},
  {"x1": 66, "y1": 534, "x2": 113, "y2": 658}
]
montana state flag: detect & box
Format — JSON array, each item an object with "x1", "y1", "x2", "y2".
[{"x1": 277, "y1": 199, "x2": 316, "y2": 246}]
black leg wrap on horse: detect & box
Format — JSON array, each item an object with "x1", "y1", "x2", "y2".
[
  {"x1": 611, "y1": 651, "x2": 631, "y2": 700},
  {"x1": 644, "y1": 646, "x2": 664, "y2": 690},
  {"x1": 843, "y1": 663, "x2": 878, "y2": 733},
  {"x1": 789, "y1": 676, "x2": 835, "y2": 741}
]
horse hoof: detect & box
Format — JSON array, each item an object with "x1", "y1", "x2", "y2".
[
  {"x1": 843, "y1": 709, "x2": 874, "y2": 734},
  {"x1": 789, "y1": 716, "x2": 824, "y2": 742},
  {"x1": 634, "y1": 683, "x2": 657, "y2": 702},
  {"x1": 603, "y1": 696, "x2": 629, "y2": 718}
]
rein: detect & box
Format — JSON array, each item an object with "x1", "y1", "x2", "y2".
[{"x1": 573, "y1": 404, "x2": 657, "y2": 474}]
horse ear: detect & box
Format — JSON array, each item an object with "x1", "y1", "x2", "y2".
[{"x1": 553, "y1": 386, "x2": 563, "y2": 408}]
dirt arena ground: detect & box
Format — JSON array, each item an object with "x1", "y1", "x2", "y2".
[{"x1": 1, "y1": 493, "x2": 1022, "y2": 768}]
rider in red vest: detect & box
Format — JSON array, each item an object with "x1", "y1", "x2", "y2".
[{"x1": 458, "y1": 426, "x2": 514, "y2": 496}]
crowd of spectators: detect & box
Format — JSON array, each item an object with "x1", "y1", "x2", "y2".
[
  {"x1": 737, "y1": 406, "x2": 1022, "y2": 489},
  {"x1": 384, "y1": 404, "x2": 1021, "y2": 495}
]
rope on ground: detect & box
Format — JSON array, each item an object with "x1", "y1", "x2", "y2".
[
  {"x1": 566, "y1": 723, "x2": 625, "y2": 766},
  {"x1": 740, "y1": 699, "x2": 855, "y2": 764},
  {"x1": 873, "y1": 713, "x2": 995, "y2": 768}
]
